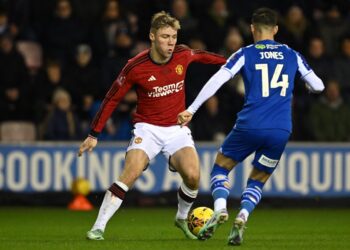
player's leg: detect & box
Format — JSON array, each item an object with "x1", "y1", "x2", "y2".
[
  {"x1": 199, "y1": 128, "x2": 253, "y2": 240},
  {"x1": 164, "y1": 126, "x2": 199, "y2": 239},
  {"x1": 235, "y1": 168, "x2": 270, "y2": 225},
  {"x1": 228, "y1": 129, "x2": 290, "y2": 245},
  {"x1": 198, "y1": 152, "x2": 238, "y2": 240},
  {"x1": 211, "y1": 153, "x2": 238, "y2": 213},
  {"x1": 87, "y1": 123, "x2": 160, "y2": 240},
  {"x1": 227, "y1": 168, "x2": 269, "y2": 246},
  {"x1": 170, "y1": 146, "x2": 200, "y2": 239},
  {"x1": 87, "y1": 149, "x2": 149, "y2": 240}
]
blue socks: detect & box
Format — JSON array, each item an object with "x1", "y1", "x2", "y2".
[
  {"x1": 211, "y1": 164, "x2": 231, "y2": 201},
  {"x1": 240, "y1": 178, "x2": 264, "y2": 213},
  {"x1": 210, "y1": 164, "x2": 265, "y2": 218}
]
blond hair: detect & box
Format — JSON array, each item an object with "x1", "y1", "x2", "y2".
[{"x1": 150, "y1": 11, "x2": 181, "y2": 34}]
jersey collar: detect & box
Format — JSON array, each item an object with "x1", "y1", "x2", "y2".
[
  {"x1": 256, "y1": 39, "x2": 277, "y2": 44},
  {"x1": 148, "y1": 50, "x2": 174, "y2": 65}
]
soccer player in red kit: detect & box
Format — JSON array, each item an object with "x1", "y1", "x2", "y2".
[{"x1": 78, "y1": 11, "x2": 226, "y2": 240}]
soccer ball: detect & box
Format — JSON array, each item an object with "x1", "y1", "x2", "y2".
[
  {"x1": 71, "y1": 178, "x2": 91, "y2": 196},
  {"x1": 187, "y1": 207, "x2": 214, "y2": 236}
]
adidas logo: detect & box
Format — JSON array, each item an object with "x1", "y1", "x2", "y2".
[{"x1": 148, "y1": 75, "x2": 156, "y2": 81}]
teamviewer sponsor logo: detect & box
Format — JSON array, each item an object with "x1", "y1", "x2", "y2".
[{"x1": 147, "y1": 80, "x2": 184, "y2": 97}]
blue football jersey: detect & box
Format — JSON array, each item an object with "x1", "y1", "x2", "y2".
[{"x1": 223, "y1": 40, "x2": 312, "y2": 132}]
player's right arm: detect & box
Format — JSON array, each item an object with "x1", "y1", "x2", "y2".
[
  {"x1": 78, "y1": 70, "x2": 134, "y2": 156},
  {"x1": 296, "y1": 52, "x2": 325, "y2": 93},
  {"x1": 185, "y1": 68, "x2": 232, "y2": 114},
  {"x1": 177, "y1": 68, "x2": 233, "y2": 126},
  {"x1": 178, "y1": 49, "x2": 244, "y2": 126}
]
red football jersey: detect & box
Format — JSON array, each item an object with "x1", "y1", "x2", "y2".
[{"x1": 91, "y1": 45, "x2": 226, "y2": 135}]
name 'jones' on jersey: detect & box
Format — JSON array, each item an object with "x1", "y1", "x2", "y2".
[{"x1": 224, "y1": 40, "x2": 312, "y2": 132}]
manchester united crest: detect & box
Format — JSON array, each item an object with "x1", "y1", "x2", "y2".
[
  {"x1": 175, "y1": 64, "x2": 183, "y2": 75},
  {"x1": 134, "y1": 137, "x2": 143, "y2": 144}
]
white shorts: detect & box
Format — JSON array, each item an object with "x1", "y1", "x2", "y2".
[{"x1": 127, "y1": 122, "x2": 195, "y2": 161}]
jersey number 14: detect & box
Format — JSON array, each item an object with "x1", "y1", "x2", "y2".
[{"x1": 255, "y1": 64, "x2": 289, "y2": 97}]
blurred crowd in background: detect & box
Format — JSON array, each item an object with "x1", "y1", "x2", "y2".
[{"x1": 0, "y1": 0, "x2": 350, "y2": 142}]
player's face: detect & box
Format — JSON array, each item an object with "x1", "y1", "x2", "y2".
[{"x1": 151, "y1": 26, "x2": 178, "y2": 60}]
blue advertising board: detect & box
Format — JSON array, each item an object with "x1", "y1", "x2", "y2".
[{"x1": 0, "y1": 143, "x2": 349, "y2": 197}]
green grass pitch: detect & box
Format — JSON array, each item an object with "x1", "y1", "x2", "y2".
[{"x1": 0, "y1": 207, "x2": 349, "y2": 250}]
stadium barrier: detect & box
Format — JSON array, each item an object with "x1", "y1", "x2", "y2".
[{"x1": 0, "y1": 142, "x2": 349, "y2": 198}]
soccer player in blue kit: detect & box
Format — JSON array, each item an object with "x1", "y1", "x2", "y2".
[{"x1": 178, "y1": 7, "x2": 325, "y2": 246}]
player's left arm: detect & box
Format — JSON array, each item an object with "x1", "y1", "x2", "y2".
[{"x1": 296, "y1": 52, "x2": 325, "y2": 93}]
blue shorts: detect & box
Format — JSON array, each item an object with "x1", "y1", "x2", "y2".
[{"x1": 219, "y1": 128, "x2": 290, "y2": 174}]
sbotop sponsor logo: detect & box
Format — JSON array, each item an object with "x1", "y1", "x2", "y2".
[{"x1": 147, "y1": 80, "x2": 184, "y2": 97}]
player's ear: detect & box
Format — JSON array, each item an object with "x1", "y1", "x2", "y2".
[
  {"x1": 273, "y1": 25, "x2": 278, "y2": 35},
  {"x1": 250, "y1": 24, "x2": 255, "y2": 34},
  {"x1": 149, "y1": 32, "x2": 155, "y2": 42}
]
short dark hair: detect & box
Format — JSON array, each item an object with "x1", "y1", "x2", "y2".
[{"x1": 251, "y1": 8, "x2": 278, "y2": 27}]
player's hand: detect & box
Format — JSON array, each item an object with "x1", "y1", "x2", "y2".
[
  {"x1": 78, "y1": 136, "x2": 98, "y2": 157},
  {"x1": 177, "y1": 110, "x2": 193, "y2": 126}
]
